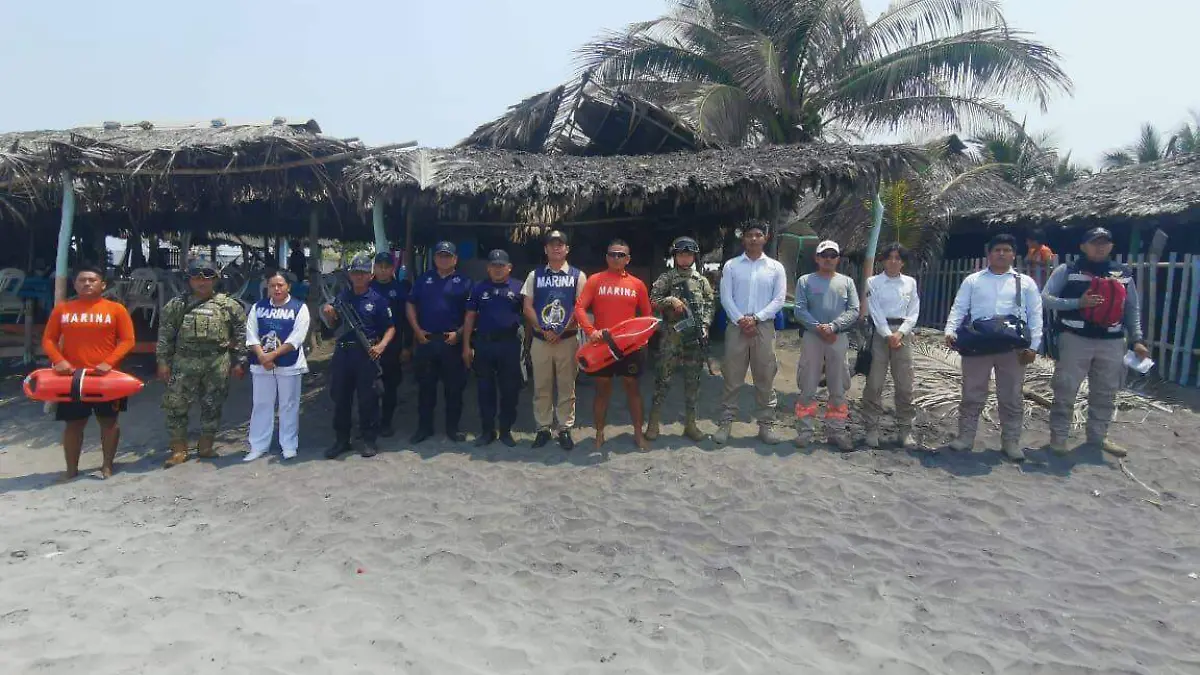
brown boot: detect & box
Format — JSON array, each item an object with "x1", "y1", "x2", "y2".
[
  {"x1": 196, "y1": 435, "x2": 218, "y2": 459},
  {"x1": 683, "y1": 413, "x2": 704, "y2": 442},
  {"x1": 644, "y1": 409, "x2": 661, "y2": 441},
  {"x1": 163, "y1": 440, "x2": 189, "y2": 468}
]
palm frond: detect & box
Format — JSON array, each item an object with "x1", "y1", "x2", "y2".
[
  {"x1": 459, "y1": 86, "x2": 568, "y2": 152},
  {"x1": 396, "y1": 148, "x2": 454, "y2": 191},
  {"x1": 683, "y1": 83, "x2": 756, "y2": 145},
  {"x1": 828, "y1": 94, "x2": 1013, "y2": 136},
  {"x1": 858, "y1": 0, "x2": 1009, "y2": 56}
]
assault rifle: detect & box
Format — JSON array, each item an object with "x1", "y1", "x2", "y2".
[
  {"x1": 670, "y1": 280, "x2": 716, "y2": 375},
  {"x1": 331, "y1": 294, "x2": 385, "y2": 393}
]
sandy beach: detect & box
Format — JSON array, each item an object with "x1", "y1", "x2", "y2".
[{"x1": 2, "y1": 332, "x2": 1198, "y2": 674}]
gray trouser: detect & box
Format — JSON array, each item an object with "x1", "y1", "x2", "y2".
[
  {"x1": 862, "y1": 332, "x2": 915, "y2": 429},
  {"x1": 1049, "y1": 332, "x2": 1125, "y2": 442},
  {"x1": 795, "y1": 331, "x2": 850, "y2": 437},
  {"x1": 959, "y1": 351, "x2": 1025, "y2": 445},
  {"x1": 720, "y1": 322, "x2": 779, "y2": 426}
]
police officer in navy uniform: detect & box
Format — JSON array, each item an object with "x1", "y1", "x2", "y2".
[
  {"x1": 370, "y1": 251, "x2": 413, "y2": 438},
  {"x1": 321, "y1": 254, "x2": 395, "y2": 459},
  {"x1": 406, "y1": 241, "x2": 473, "y2": 443},
  {"x1": 463, "y1": 250, "x2": 524, "y2": 447}
]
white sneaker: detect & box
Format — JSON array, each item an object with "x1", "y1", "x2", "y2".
[
  {"x1": 712, "y1": 422, "x2": 733, "y2": 445},
  {"x1": 282, "y1": 448, "x2": 297, "y2": 460},
  {"x1": 243, "y1": 447, "x2": 270, "y2": 463},
  {"x1": 864, "y1": 429, "x2": 880, "y2": 448}
]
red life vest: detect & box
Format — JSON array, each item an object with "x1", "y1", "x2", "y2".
[{"x1": 1079, "y1": 275, "x2": 1127, "y2": 328}]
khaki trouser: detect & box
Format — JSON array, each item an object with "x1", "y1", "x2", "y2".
[
  {"x1": 861, "y1": 332, "x2": 915, "y2": 430},
  {"x1": 531, "y1": 335, "x2": 579, "y2": 431},
  {"x1": 794, "y1": 331, "x2": 850, "y2": 439},
  {"x1": 959, "y1": 351, "x2": 1025, "y2": 445},
  {"x1": 1049, "y1": 332, "x2": 1125, "y2": 443},
  {"x1": 719, "y1": 322, "x2": 779, "y2": 426}
]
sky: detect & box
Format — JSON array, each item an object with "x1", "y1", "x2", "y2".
[{"x1": 2, "y1": 0, "x2": 1197, "y2": 168}]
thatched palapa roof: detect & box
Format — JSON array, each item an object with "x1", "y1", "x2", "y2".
[
  {"x1": 952, "y1": 153, "x2": 1200, "y2": 231},
  {"x1": 348, "y1": 143, "x2": 926, "y2": 237}
]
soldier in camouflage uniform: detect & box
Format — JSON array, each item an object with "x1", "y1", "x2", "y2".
[
  {"x1": 646, "y1": 236, "x2": 715, "y2": 442},
  {"x1": 155, "y1": 259, "x2": 249, "y2": 467}
]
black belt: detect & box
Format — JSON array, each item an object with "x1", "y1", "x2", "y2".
[
  {"x1": 886, "y1": 318, "x2": 905, "y2": 327},
  {"x1": 533, "y1": 330, "x2": 577, "y2": 341},
  {"x1": 474, "y1": 329, "x2": 520, "y2": 342}
]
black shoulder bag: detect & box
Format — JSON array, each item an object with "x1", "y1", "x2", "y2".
[{"x1": 954, "y1": 274, "x2": 1031, "y2": 357}]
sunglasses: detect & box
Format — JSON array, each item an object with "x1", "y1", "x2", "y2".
[
  {"x1": 817, "y1": 252, "x2": 841, "y2": 259},
  {"x1": 606, "y1": 251, "x2": 629, "y2": 259},
  {"x1": 190, "y1": 270, "x2": 218, "y2": 279}
]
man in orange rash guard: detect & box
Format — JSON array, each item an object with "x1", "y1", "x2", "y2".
[
  {"x1": 574, "y1": 238, "x2": 653, "y2": 450},
  {"x1": 41, "y1": 265, "x2": 136, "y2": 481}
]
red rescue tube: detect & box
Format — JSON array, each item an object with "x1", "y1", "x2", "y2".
[
  {"x1": 577, "y1": 317, "x2": 661, "y2": 374},
  {"x1": 23, "y1": 368, "x2": 145, "y2": 403}
]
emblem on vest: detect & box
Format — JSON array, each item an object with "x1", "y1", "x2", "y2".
[
  {"x1": 262, "y1": 330, "x2": 281, "y2": 352},
  {"x1": 364, "y1": 303, "x2": 374, "y2": 312},
  {"x1": 541, "y1": 298, "x2": 567, "y2": 329}
]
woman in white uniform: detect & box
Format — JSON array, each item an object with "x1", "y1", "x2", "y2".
[{"x1": 245, "y1": 272, "x2": 311, "y2": 461}]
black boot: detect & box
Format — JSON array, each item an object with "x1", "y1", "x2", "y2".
[
  {"x1": 474, "y1": 430, "x2": 496, "y2": 447},
  {"x1": 379, "y1": 422, "x2": 396, "y2": 438},
  {"x1": 499, "y1": 429, "x2": 517, "y2": 447},
  {"x1": 361, "y1": 438, "x2": 379, "y2": 458},
  {"x1": 557, "y1": 429, "x2": 575, "y2": 451},
  {"x1": 410, "y1": 428, "x2": 433, "y2": 444},
  {"x1": 324, "y1": 436, "x2": 351, "y2": 460},
  {"x1": 531, "y1": 429, "x2": 552, "y2": 448},
  {"x1": 447, "y1": 429, "x2": 467, "y2": 443}
]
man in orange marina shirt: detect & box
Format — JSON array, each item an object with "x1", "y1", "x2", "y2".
[
  {"x1": 574, "y1": 239, "x2": 653, "y2": 450},
  {"x1": 41, "y1": 265, "x2": 136, "y2": 481}
]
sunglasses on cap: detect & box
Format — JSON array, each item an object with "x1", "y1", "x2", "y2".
[
  {"x1": 606, "y1": 251, "x2": 629, "y2": 259},
  {"x1": 190, "y1": 269, "x2": 218, "y2": 279}
]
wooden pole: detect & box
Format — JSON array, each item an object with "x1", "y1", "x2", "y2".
[
  {"x1": 860, "y1": 190, "x2": 884, "y2": 314},
  {"x1": 306, "y1": 210, "x2": 323, "y2": 350},
  {"x1": 372, "y1": 199, "x2": 388, "y2": 255},
  {"x1": 403, "y1": 207, "x2": 415, "y2": 273},
  {"x1": 179, "y1": 231, "x2": 192, "y2": 271},
  {"x1": 53, "y1": 170, "x2": 76, "y2": 305}
]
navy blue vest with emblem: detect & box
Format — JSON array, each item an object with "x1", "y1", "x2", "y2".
[
  {"x1": 1056, "y1": 259, "x2": 1133, "y2": 339},
  {"x1": 533, "y1": 265, "x2": 581, "y2": 332},
  {"x1": 250, "y1": 297, "x2": 303, "y2": 367}
]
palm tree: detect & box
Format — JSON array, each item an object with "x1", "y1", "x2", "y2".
[
  {"x1": 1167, "y1": 110, "x2": 1200, "y2": 156},
  {"x1": 577, "y1": 0, "x2": 1072, "y2": 146},
  {"x1": 1102, "y1": 123, "x2": 1169, "y2": 169}
]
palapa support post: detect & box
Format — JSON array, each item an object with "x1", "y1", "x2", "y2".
[
  {"x1": 179, "y1": 231, "x2": 192, "y2": 271},
  {"x1": 372, "y1": 199, "x2": 388, "y2": 255},
  {"x1": 860, "y1": 190, "x2": 885, "y2": 314},
  {"x1": 306, "y1": 210, "x2": 323, "y2": 350},
  {"x1": 403, "y1": 206, "x2": 414, "y2": 272},
  {"x1": 53, "y1": 170, "x2": 76, "y2": 306}
]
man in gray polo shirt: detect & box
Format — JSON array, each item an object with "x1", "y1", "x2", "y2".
[{"x1": 792, "y1": 240, "x2": 860, "y2": 451}]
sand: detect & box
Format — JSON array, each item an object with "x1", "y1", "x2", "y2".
[{"x1": 2, "y1": 333, "x2": 1199, "y2": 674}]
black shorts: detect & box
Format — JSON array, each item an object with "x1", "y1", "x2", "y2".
[
  {"x1": 55, "y1": 398, "x2": 128, "y2": 422},
  {"x1": 590, "y1": 349, "x2": 648, "y2": 379}
]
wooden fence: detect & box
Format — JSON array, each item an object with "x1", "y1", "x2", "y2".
[{"x1": 901, "y1": 255, "x2": 1200, "y2": 387}]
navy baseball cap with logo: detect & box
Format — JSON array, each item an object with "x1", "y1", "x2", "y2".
[
  {"x1": 433, "y1": 241, "x2": 457, "y2": 256},
  {"x1": 543, "y1": 230, "x2": 568, "y2": 244},
  {"x1": 487, "y1": 249, "x2": 511, "y2": 264},
  {"x1": 1083, "y1": 227, "x2": 1113, "y2": 243},
  {"x1": 373, "y1": 252, "x2": 395, "y2": 266},
  {"x1": 348, "y1": 254, "x2": 373, "y2": 272}
]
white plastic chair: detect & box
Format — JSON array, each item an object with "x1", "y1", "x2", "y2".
[
  {"x1": 125, "y1": 268, "x2": 161, "y2": 326},
  {"x1": 0, "y1": 268, "x2": 26, "y2": 324}
]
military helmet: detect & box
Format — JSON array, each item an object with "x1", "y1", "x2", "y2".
[{"x1": 670, "y1": 236, "x2": 700, "y2": 254}]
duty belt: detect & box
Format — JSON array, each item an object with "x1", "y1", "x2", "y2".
[
  {"x1": 175, "y1": 346, "x2": 227, "y2": 357},
  {"x1": 474, "y1": 328, "x2": 520, "y2": 342},
  {"x1": 533, "y1": 329, "x2": 577, "y2": 341}
]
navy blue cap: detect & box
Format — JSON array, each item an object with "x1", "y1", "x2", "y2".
[
  {"x1": 433, "y1": 241, "x2": 457, "y2": 255},
  {"x1": 487, "y1": 249, "x2": 511, "y2": 264},
  {"x1": 373, "y1": 252, "x2": 395, "y2": 265},
  {"x1": 348, "y1": 254, "x2": 373, "y2": 272},
  {"x1": 543, "y1": 230, "x2": 568, "y2": 244},
  {"x1": 1084, "y1": 227, "x2": 1113, "y2": 243}
]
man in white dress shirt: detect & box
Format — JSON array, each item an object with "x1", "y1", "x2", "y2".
[
  {"x1": 715, "y1": 222, "x2": 787, "y2": 445},
  {"x1": 944, "y1": 234, "x2": 1043, "y2": 462},
  {"x1": 862, "y1": 243, "x2": 920, "y2": 449}
]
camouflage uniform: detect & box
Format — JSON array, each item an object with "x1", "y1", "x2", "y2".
[
  {"x1": 156, "y1": 292, "x2": 248, "y2": 455},
  {"x1": 647, "y1": 265, "x2": 715, "y2": 439}
]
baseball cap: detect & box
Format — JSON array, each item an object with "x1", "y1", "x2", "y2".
[
  {"x1": 433, "y1": 241, "x2": 457, "y2": 256},
  {"x1": 487, "y1": 249, "x2": 511, "y2": 264},
  {"x1": 373, "y1": 252, "x2": 395, "y2": 265},
  {"x1": 348, "y1": 254, "x2": 373, "y2": 272},
  {"x1": 543, "y1": 230, "x2": 568, "y2": 244},
  {"x1": 187, "y1": 258, "x2": 217, "y2": 276},
  {"x1": 1083, "y1": 227, "x2": 1113, "y2": 243},
  {"x1": 815, "y1": 240, "x2": 841, "y2": 255}
]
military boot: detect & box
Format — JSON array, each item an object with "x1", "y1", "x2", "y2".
[
  {"x1": 683, "y1": 412, "x2": 704, "y2": 442},
  {"x1": 163, "y1": 440, "x2": 189, "y2": 468},
  {"x1": 196, "y1": 435, "x2": 218, "y2": 459},
  {"x1": 644, "y1": 408, "x2": 662, "y2": 441}
]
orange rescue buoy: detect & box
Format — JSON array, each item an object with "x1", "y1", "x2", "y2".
[
  {"x1": 577, "y1": 317, "x2": 661, "y2": 374},
  {"x1": 23, "y1": 368, "x2": 145, "y2": 403}
]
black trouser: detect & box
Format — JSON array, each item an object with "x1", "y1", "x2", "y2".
[
  {"x1": 331, "y1": 345, "x2": 379, "y2": 440},
  {"x1": 414, "y1": 340, "x2": 466, "y2": 433},
  {"x1": 379, "y1": 346, "x2": 403, "y2": 427},
  {"x1": 474, "y1": 337, "x2": 522, "y2": 433}
]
